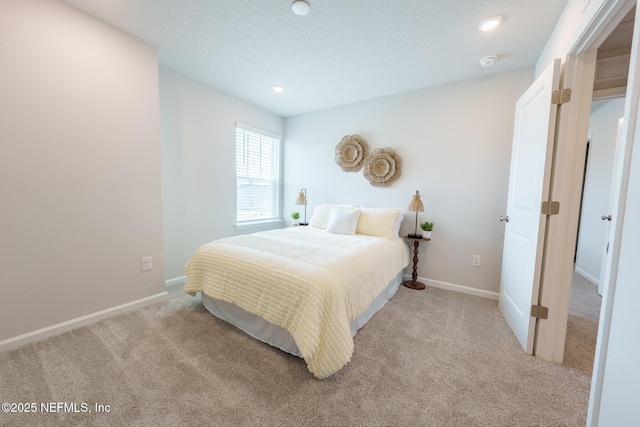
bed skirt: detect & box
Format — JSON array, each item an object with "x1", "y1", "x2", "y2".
[{"x1": 201, "y1": 271, "x2": 404, "y2": 357}]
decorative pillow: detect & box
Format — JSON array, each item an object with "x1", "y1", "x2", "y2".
[
  {"x1": 326, "y1": 208, "x2": 361, "y2": 235},
  {"x1": 393, "y1": 211, "x2": 405, "y2": 238},
  {"x1": 356, "y1": 207, "x2": 403, "y2": 239},
  {"x1": 309, "y1": 204, "x2": 359, "y2": 229}
]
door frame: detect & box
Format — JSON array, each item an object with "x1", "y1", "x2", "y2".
[
  {"x1": 535, "y1": 0, "x2": 635, "y2": 362},
  {"x1": 587, "y1": 5, "x2": 640, "y2": 423},
  {"x1": 535, "y1": 49, "x2": 598, "y2": 362},
  {"x1": 527, "y1": 0, "x2": 637, "y2": 424}
]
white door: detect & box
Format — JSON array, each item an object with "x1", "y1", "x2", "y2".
[
  {"x1": 499, "y1": 59, "x2": 561, "y2": 353},
  {"x1": 597, "y1": 118, "x2": 624, "y2": 296}
]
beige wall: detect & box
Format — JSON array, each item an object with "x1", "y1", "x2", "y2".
[
  {"x1": 283, "y1": 68, "x2": 534, "y2": 296},
  {"x1": 0, "y1": 0, "x2": 165, "y2": 342},
  {"x1": 159, "y1": 67, "x2": 283, "y2": 281}
]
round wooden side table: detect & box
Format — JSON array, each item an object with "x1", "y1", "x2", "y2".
[{"x1": 402, "y1": 236, "x2": 431, "y2": 290}]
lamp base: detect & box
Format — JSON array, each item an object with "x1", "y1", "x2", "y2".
[
  {"x1": 299, "y1": 223, "x2": 308, "y2": 226},
  {"x1": 408, "y1": 233, "x2": 423, "y2": 239},
  {"x1": 403, "y1": 280, "x2": 426, "y2": 290}
]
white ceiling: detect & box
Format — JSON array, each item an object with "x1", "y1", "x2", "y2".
[{"x1": 60, "y1": 0, "x2": 569, "y2": 117}]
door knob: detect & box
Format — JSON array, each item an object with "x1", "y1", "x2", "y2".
[
  {"x1": 602, "y1": 215, "x2": 612, "y2": 221},
  {"x1": 500, "y1": 215, "x2": 509, "y2": 223}
]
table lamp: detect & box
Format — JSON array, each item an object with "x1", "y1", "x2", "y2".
[
  {"x1": 407, "y1": 190, "x2": 424, "y2": 238},
  {"x1": 296, "y1": 189, "x2": 308, "y2": 226}
]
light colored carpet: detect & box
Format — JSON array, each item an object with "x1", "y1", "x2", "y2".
[
  {"x1": 0, "y1": 285, "x2": 591, "y2": 426},
  {"x1": 563, "y1": 271, "x2": 602, "y2": 374}
]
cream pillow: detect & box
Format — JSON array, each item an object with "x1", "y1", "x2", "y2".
[
  {"x1": 356, "y1": 207, "x2": 403, "y2": 239},
  {"x1": 393, "y1": 211, "x2": 405, "y2": 238},
  {"x1": 326, "y1": 208, "x2": 361, "y2": 235},
  {"x1": 309, "y1": 204, "x2": 359, "y2": 229}
]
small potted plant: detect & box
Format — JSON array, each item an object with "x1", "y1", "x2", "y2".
[
  {"x1": 420, "y1": 221, "x2": 434, "y2": 239},
  {"x1": 291, "y1": 212, "x2": 300, "y2": 226}
]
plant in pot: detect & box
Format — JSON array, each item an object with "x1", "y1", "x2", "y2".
[
  {"x1": 420, "y1": 221, "x2": 434, "y2": 239},
  {"x1": 291, "y1": 212, "x2": 300, "y2": 226}
]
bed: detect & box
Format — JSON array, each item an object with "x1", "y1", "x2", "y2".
[{"x1": 184, "y1": 205, "x2": 410, "y2": 378}]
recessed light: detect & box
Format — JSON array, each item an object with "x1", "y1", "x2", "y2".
[
  {"x1": 273, "y1": 85, "x2": 284, "y2": 93},
  {"x1": 478, "y1": 15, "x2": 503, "y2": 31},
  {"x1": 292, "y1": 0, "x2": 310, "y2": 16}
]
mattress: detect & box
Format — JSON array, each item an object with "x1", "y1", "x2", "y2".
[{"x1": 184, "y1": 226, "x2": 409, "y2": 378}]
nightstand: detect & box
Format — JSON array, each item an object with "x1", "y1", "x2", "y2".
[{"x1": 402, "y1": 236, "x2": 431, "y2": 290}]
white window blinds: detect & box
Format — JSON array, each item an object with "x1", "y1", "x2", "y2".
[{"x1": 235, "y1": 125, "x2": 281, "y2": 223}]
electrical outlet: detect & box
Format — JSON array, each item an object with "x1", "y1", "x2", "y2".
[
  {"x1": 141, "y1": 256, "x2": 153, "y2": 271},
  {"x1": 472, "y1": 255, "x2": 481, "y2": 267}
]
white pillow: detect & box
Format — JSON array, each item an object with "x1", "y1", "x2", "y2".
[
  {"x1": 326, "y1": 208, "x2": 361, "y2": 235},
  {"x1": 356, "y1": 207, "x2": 403, "y2": 239},
  {"x1": 393, "y1": 211, "x2": 405, "y2": 238},
  {"x1": 309, "y1": 204, "x2": 359, "y2": 229}
]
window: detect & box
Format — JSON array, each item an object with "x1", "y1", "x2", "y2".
[{"x1": 235, "y1": 124, "x2": 281, "y2": 223}]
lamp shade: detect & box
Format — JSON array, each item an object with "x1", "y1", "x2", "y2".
[
  {"x1": 296, "y1": 190, "x2": 307, "y2": 205},
  {"x1": 408, "y1": 191, "x2": 424, "y2": 212}
]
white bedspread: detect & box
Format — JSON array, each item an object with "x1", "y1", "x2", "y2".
[{"x1": 184, "y1": 227, "x2": 409, "y2": 378}]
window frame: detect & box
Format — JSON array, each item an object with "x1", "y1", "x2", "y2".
[{"x1": 234, "y1": 123, "x2": 282, "y2": 227}]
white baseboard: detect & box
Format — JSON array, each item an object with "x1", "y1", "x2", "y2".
[
  {"x1": 165, "y1": 275, "x2": 186, "y2": 288},
  {"x1": 404, "y1": 274, "x2": 500, "y2": 300},
  {"x1": 574, "y1": 267, "x2": 599, "y2": 285},
  {"x1": 0, "y1": 291, "x2": 168, "y2": 353}
]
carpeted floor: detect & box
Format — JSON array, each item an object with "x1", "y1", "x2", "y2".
[
  {"x1": 0, "y1": 283, "x2": 592, "y2": 426},
  {"x1": 563, "y1": 271, "x2": 602, "y2": 375}
]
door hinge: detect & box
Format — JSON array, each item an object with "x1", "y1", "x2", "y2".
[
  {"x1": 541, "y1": 201, "x2": 560, "y2": 215},
  {"x1": 552, "y1": 88, "x2": 572, "y2": 104},
  {"x1": 531, "y1": 304, "x2": 549, "y2": 320}
]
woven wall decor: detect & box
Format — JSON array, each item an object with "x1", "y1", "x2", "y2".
[
  {"x1": 335, "y1": 134, "x2": 369, "y2": 172},
  {"x1": 363, "y1": 147, "x2": 402, "y2": 187}
]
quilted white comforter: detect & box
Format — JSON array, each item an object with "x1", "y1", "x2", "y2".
[{"x1": 184, "y1": 227, "x2": 409, "y2": 378}]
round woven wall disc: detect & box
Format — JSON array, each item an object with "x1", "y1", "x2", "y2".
[
  {"x1": 343, "y1": 145, "x2": 359, "y2": 162},
  {"x1": 363, "y1": 148, "x2": 402, "y2": 187},
  {"x1": 335, "y1": 135, "x2": 368, "y2": 172}
]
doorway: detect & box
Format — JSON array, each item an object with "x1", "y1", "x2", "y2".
[
  {"x1": 564, "y1": 8, "x2": 634, "y2": 375},
  {"x1": 574, "y1": 138, "x2": 590, "y2": 264}
]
